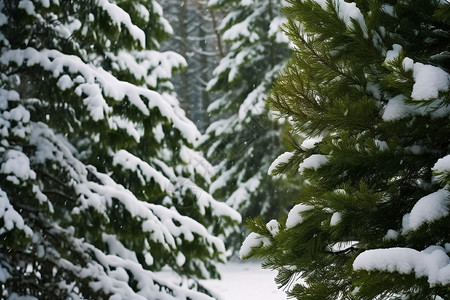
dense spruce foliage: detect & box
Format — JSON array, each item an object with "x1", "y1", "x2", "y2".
[
  {"x1": 242, "y1": 0, "x2": 450, "y2": 299},
  {"x1": 0, "y1": 0, "x2": 240, "y2": 298}
]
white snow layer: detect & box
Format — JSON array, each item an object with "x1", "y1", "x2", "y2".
[
  {"x1": 330, "y1": 212, "x2": 342, "y2": 226},
  {"x1": 266, "y1": 219, "x2": 280, "y2": 237},
  {"x1": 26, "y1": 123, "x2": 232, "y2": 267},
  {"x1": 97, "y1": 0, "x2": 145, "y2": 48},
  {"x1": 300, "y1": 136, "x2": 324, "y2": 150},
  {"x1": 433, "y1": 155, "x2": 450, "y2": 184},
  {"x1": 336, "y1": 0, "x2": 368, "y2": 37},
  {"x1": 383, "y1": 229, "x2": 399, "y2": 241},
  {"x1": 52, "y1": 225, "x2": 216, "y2": 300},
  {"x1": 411, "y1": 62, "x2": 450, "y2": 100},
  {"x1": 402, "y1": 189, "x2": 450, "y2": 233},
  {"x1": 0, "y1": 47, "x2": 200, "y2": 144},
  {"x1": 238, "y1": 84, "x2": 266, "y2": 120},
  {"x1": 385, "y1": 44, "x2": 403, "y2": 62},
  {"x1": 310, "y1": 0, "x2": 367, "y2": 37},
  {"x1": 268, "y1": 151, "x2": 293, "y2": 175},
  {"x1": 286, "y1": 204, "x2": 313, "y2": 228},
  {"x1": 299, "y1": 154, "x2": 329, "y2": 172},
  {"x1": 108, "y1": 50, "x2": 186, "y2": 89},
  {"x1": 433, "y1": 155, "x2": 450, "y2": 173},
  {"x1": 199, "y1": 261, "x2": 287, "y2": 300},
  {"x1": 18, "y1": 0, "x2": 36, "y2": 15},
  {"x1": 382, "y1": 96, "x2": 410, "y2": 121},
  {"x1": 269, "y1": 16, "x2": 289, "y2": 43},
  {"x1": 0, "y1": 187, "x2": 33, "y2": 236},
  {"x1": 226, "y1": 175, "x2": 260, "y2": 211},
  {"x1": 178, "y1": 178, "x2": 242, "y2": 222},
  {"x1": 239, "y1": 232, "x2": 271, "y2": 259},
  {"x1": 353, "y1": 246, "x2": 450, "y2": 286},
  {"x1": 384, "y1": 44, "x2": 450, "y2": 101},
  {"x1": 382, "y1": 94, "x2": 450, "y2": 121},
  {"x1": 112, "y1": 149, "x2": 175, "y2": 193},
  {"x1": 1, "y1": 149, "x2": 36, "y2": 183}
]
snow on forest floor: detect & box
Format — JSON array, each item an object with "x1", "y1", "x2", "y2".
[
  {"x1": 200, "y1": 260, "x2": 287, "y2": 300},
  {"x1": 156, "y1": 260, "x2": 287, "y2": 300}
]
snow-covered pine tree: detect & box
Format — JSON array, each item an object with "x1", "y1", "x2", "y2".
[
  {"x1": 241, "y1": 0, "x2": 450, "y2": 299},
  {"x1": 0, "y1": 0, "x2": 240, "y2": 298},
  {"x1": 201, "y1": 0, "x2": 296, "y2": 251}
]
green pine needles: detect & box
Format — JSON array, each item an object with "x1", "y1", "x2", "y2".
[{"x1": 242, "y1": 0, "x2": 450, "y2": 299}]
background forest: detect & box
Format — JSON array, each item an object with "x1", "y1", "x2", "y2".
[{"x1": 1, "y1": 0, "x2": 449, "y2": 300}]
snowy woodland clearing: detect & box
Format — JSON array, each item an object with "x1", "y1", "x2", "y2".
[
  {"x1": 199, "y1": 261, "x2": 287, "y2": 300},
  {"x1": 156, "y1": 260, "x2": 287, "y2": 300},
  {"x1": 1, "y1": 0, "x2": 450, "y2": 299}
]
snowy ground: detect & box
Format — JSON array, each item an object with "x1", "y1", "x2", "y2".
[{"x1": 200, "y1": 260, "x2": 287, "y2": 300}]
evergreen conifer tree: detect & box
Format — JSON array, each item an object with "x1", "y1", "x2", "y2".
[
  {"x1": 202, "y1": 0, "x2": 296, "y2": 251},
  {"x1": 242, "y1": 0, "x2": 450, "y2": 299},
  {"x1": 0, "y1": 0, "x2": 240, "y2": 298}
]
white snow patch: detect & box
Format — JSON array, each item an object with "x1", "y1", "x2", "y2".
[
  {"x1": 366, "y1": 82, "x2": 382, "y2": 100},
  {"x1": 113, "y1": 149, "x2": 175, "y2": 193},
  {"x1": 286, "y1": 204, "x2": 313, "y2": 228},
  {"x1": 353, "y1": 246, "x2": 450, "y2": 286},
  {"x1": 152, "y1": 123, "x2": 164, "y2": 143},
  {"x1": 176, "y1": 252, "x2": 186, "y2": 267},
  {"x1": 1, "y1": 150, "x2": 36, "y2": 182},
  {"x1": 402, "y1": 189, "x2": 450, "y2": 233},
  {"x1": 0, "y1": 264, "x2": 11, "y2": 282},
  {"x1": 226, "y1": 175, "x2": 260, "y2": 211},
  {"x1": 200, "y1": 261, "x2": 286, "y2": 300},
  {"x1": 383, "y1": 229, "x2": 399, "y2": 241},
  {"x1": 329, "y1": 241, "x2": 358, "y2": 252},
  {"x1": 411, "y1": 62, "x2": 450, "y2": 100},
  {"x1": 0, "y1": 188, "x2": 33, "y2": 236},
  {"x1": 268, "y1": 151, "x2": 293, "y2": 175},
  {"x1": 374, "y1": 139, "x2": 389, "y2": 151},
  {"x1": 0, "y1": 11, "x2": 8, "y2": 26},
  {"x1": 382, "y1": 94, "x2": 410, "y2": 121},
  {"x1": 238, "y1": 84, "x2": 266, "y2": 120},
  {"x1": 269, "y1": 16, "x2": 289, "y2": 43},
  {"x1": 330, "y1": 212, "x2": 342, "y2": 226},
  {"x1": 335, "y1": 0, "x2": 368, "y2": 38},
  {"x1": 300, "y1": 136, "x2": 323, "y2": 150},
  {"x1": 402, "y1": 57, "x2": 414, "y2": 71},
  {"x1": 381, "y1": 4, "x2": 395, "y2": 16},
  {"x1": 97, "y1": 0, "x2": 145, "y2": 48},
  {"x1": 433, "y1": 155, "x2": 450, "y2": 174},
  {"x1": 266, "y1": 220, "x2": 279, "y2": 237},
  {"x1": 5, "y1": 105, "x2": 30, "y2": 123},
  {"x1": 57, "y1": 74, "x2": 74, "y2": 90},
  {"x1": 240, "y1": 233, "x2": 271, "y2": 259},
  {"x1": 385, "y1": 44, "x2": 402, "y2": 63},
  {"x1": 299, "y1": 154, "x2": 329, "y2": 172},
  {"x1": 18, "y1": 0, "x2": 36, "y2": 15}
]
